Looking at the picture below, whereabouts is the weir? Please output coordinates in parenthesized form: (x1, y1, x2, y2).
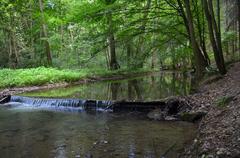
(5, 95, 205, 122)
(9, 96, 113, 112)
(4, 96, 167, 113)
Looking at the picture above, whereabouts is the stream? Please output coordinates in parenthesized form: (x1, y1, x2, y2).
(21, 72, 193, 101)
(0, 72, 197, 158)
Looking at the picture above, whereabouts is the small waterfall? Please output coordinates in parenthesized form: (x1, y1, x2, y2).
(10, 96, 113, 112)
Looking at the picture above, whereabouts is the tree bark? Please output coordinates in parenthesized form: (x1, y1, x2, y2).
(184, 0, 207, 76)
(216, 0, 221, 34)
(39, 0, 52, 66)
(107, 12, 120, 70)
(203, 0, 226, 75)
(238, 0, 240, 54)
(196, 0, 210, 65)
(135, 0, 152, 68)
(176, 0, 209, 75)
(126, 40, 132, 68)
(8, 13, 19, 68)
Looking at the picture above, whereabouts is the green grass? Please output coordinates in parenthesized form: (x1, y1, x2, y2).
(0, 67, 150, 88)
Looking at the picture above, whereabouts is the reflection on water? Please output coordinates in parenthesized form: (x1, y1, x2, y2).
(22, 72, 192, 101)
(0, 72, 196, 158)
(0, 108, 196, 158)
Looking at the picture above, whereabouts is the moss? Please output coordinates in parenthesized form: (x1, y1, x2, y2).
(179, 112, 206, 122)
(216, 96, 234, 108)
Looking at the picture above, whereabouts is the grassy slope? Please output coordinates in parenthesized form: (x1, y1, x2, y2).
(0, 67, 150, 88)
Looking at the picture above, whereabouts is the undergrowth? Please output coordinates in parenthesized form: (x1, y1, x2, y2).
(0, 67, 150, 88)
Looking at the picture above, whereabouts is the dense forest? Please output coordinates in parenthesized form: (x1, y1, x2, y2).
(0, 0, 239, 76)
(1, 1, 240, 158)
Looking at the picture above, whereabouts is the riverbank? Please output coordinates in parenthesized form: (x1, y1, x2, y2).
(1, 63, 240, 157)
(180, 62, 240, 158)
(0, 67, 154, 95)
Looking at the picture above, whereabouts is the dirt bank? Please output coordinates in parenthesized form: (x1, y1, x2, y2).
(180, 62, 240, 158)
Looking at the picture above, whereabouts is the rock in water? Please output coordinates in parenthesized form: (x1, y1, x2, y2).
(164, 116, 179, 121)
(147, 109, 166, 120)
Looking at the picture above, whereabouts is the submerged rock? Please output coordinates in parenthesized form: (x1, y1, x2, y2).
(147, 109, 166, 120)
(165, 116, 179, 121)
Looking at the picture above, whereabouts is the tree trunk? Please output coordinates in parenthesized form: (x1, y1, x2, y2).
(184, 0, 207, 76)
(107, 12, 119, 70)
(196, 0, 210, 65)
(126, 40, 132, 68)
(203, 0, 226, 75)
(209, 0, 225, 69)
(135, 0, 152, 68)
(39, 0, 52, 66)
(8, 14, 18, 68)
(176, 0, 209, 74)
(238, 0, 240, 55)
(216, 0, 221, 34)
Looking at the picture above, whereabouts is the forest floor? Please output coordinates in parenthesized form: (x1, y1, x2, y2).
(180, 62, 240, 158)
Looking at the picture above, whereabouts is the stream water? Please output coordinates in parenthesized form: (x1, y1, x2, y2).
(0, 72, 196, 158)
(21, 72, 193, 101)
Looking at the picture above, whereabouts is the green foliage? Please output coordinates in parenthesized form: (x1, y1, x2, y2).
(0, 67, 150, 88)
(0, 0, 195, 70)
(0, 0, 237, 77)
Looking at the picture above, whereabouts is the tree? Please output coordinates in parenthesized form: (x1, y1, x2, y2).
(39, 0, 52, 66)
(224, 0, 239, 60)
(238, 0, 240, 54)
(180, 0, 208, 76)
(203, 0, 226, 74)
(106, 1, 120, 70)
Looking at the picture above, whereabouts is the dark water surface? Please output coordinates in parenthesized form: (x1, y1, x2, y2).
(0, 108, 196, 158)
(0, 72, 196, 158)
(22, 72, 193, 101)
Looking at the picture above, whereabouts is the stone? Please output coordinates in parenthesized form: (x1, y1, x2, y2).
(164, 116, 179, 121)
(216, 148, 227, 156)
(147, 109, 166, 120)
(179, 112, 206, 122)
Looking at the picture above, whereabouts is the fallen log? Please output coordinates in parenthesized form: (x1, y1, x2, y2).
(111, 101, 166, 112)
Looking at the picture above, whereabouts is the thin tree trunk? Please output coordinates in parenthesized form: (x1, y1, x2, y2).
(209, 0, 226, 73)
(126, 40, 132, 68)
(8, 32, 13, 67)
(105, 49, 110, 69)
(107, 12, 119, 70)
(135, 0, 152, 68)
(39, 0, 52, 66)
(238, 0, 240, 55)
(196, 0, 210, 65)
(203, 0, 226, 74)
(216, 0, 221, 34)
(8, 13, 18, 68)
(177, 0, 208, 71)
(225, 0, 230, 59)
(184, 0, 207, 76)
